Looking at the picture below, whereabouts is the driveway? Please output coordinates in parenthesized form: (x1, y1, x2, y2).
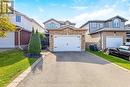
(17, 52, 130, 87)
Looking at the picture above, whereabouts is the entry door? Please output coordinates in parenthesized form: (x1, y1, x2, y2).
(54, 35, 81, 51)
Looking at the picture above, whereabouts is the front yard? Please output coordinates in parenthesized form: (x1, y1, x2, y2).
(0, 49, 37, 87)
(87, 49, 130, 70)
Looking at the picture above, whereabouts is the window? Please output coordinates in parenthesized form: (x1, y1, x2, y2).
(127, 34, 130, 37)
(126, 39, 130, 42)
(113, 19, 120, 28)
(91, 22, 96, 28)
(16, 15, 21, 22)
(47, 22, 57, 29)
(99, 23, 103, 28)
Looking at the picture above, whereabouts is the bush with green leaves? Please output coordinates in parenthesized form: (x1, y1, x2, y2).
(39, 32, 46, 41)
(28, 29, 41, 54)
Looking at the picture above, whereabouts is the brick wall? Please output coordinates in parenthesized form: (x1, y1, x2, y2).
(48, 28, 86, 51)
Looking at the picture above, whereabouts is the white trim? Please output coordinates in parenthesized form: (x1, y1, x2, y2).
(18, 29, 23, 49)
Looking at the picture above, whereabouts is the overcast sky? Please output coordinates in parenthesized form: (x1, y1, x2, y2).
(15, 0, 130, 27)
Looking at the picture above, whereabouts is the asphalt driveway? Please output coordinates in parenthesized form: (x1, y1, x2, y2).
(17, 52, 130, 87)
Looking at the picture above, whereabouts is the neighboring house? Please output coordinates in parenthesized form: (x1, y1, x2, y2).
(44, 19, 86, 52)
(125, 24, 130, 45)
(80, 16, 128, 50)
(0, 10, 44, 48)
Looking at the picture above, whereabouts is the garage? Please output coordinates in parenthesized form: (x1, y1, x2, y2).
(48, 26, 86, 52)
(106, 37, 123, 48)
(0, 32, 15, 48)
(54, 35, 81, 51)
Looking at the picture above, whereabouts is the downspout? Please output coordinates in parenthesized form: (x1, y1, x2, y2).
(18, 29, 23, 50)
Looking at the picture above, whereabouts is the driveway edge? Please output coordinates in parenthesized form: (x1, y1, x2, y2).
(86, 51, 130, 72)
(7, 55, 44, 87)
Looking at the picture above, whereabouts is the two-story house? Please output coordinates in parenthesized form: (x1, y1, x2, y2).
(125, 24, 130, 45)
(81, 16, 128, 50)
(43, 19, 86, 52)
(0, 10, 45, 48)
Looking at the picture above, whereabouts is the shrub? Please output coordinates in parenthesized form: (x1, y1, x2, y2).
(35, 30, 41, 54)
(39, 32, 46, 41)
(28, 29, 41, 54)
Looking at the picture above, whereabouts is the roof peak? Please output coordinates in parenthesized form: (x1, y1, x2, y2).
(80, 15, 128, 28)
(43, 19, 76, 25)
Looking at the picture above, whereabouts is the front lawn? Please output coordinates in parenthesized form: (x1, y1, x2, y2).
(87, 49, 130, 70)
(0, 49, 37, 87)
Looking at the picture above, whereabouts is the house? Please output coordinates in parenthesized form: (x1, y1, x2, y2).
(0, 10, 44, 48)
(125, 24, 130, 45)
(44, 19, 86, 52)
(80, 16, 128, 50)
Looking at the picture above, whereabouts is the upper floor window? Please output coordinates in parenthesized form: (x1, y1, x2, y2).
(16, 15, 21, 22)
(113, 19, 120, 28)
(99, 23, 104, 28)
(91, 22, 96, 28)
(47, 22, 57, 29)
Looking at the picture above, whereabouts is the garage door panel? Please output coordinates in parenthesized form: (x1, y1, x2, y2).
(54, 35, 81, 51)
(0, 32, 15, 48)
(106, 37, 123, 48)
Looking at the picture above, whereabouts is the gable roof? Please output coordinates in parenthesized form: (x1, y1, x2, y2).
(43, 18, 60, 24)
(48, 25, 86, 31)
(106, 15, 128, 22)
(10, 9, 44, 29)
(43, 19, 76, 25)
(80, 15, 128, 28)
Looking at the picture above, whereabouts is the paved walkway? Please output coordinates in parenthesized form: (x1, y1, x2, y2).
(0, 49, 11, 52)
(17, 52, 130, 87)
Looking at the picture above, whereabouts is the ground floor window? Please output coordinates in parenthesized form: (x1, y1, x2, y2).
(126, 39, 130, 42)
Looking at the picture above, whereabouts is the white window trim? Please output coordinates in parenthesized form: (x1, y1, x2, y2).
(113, 19, 120, 28)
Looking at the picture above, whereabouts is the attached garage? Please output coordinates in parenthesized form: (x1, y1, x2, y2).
(48, 26, 86, 52)
(0, 32, 15, 48)
(106, 37, 123, 48)
(54, 35, 81, 51)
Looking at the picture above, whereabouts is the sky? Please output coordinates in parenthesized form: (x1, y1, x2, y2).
(15, 0, 130, 27)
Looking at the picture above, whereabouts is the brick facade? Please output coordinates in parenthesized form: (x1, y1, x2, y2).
(48, 28, 86, 51)
(85, 31, 126, 50)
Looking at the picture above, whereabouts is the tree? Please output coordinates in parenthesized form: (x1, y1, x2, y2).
(39, 32, 46, 41)
(0, 0, 16, 37)
(28, 28, 35, 54)
(0, 16, 16, 37)
(35, 30, 41, 54)
(28, 29, 41, 55)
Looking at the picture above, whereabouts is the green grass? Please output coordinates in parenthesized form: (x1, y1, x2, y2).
(0, 49, 37, 87)
(87, 49, 130, 70)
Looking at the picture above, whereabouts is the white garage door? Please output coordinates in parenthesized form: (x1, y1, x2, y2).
(106, 37, 123, 48)
(54, 35, 81, 51)
(0, 32, 15, 48)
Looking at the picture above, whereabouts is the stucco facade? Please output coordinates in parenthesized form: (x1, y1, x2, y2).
(48, 27, 86, 51)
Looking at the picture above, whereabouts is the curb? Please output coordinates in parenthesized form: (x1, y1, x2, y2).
(87, 51, 130, 73)
(7, 55, 44, 87)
